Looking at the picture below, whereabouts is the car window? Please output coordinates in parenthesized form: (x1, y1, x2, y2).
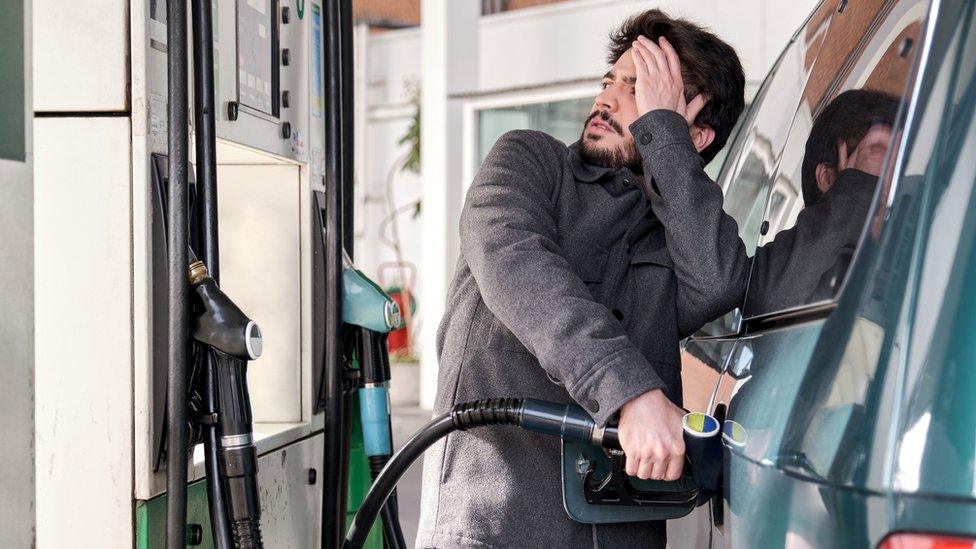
(693, 0, 838, 337)
(722, 0, 931, 492)
(741, 0, 927, 318)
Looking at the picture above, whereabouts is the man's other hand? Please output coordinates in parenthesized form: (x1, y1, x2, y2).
(617, 388, 686, 481)
(631, 35, 707, 126)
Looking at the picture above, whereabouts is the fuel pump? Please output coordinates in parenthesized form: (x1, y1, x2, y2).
(31, 0, 339, 544)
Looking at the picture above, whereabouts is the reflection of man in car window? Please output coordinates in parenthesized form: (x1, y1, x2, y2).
(744, 89, 900, 315)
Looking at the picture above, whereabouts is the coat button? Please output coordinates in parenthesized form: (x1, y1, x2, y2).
(622, 178, 631, 187)
(640, 133, 653, 145)
(585, 398, 600, 413)
(760, 220, 770, 236)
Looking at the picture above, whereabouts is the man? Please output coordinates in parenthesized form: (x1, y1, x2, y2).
(417, 10, 747, 548)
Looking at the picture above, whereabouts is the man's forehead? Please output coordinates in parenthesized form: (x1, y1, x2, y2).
(603, 69, 637, 85)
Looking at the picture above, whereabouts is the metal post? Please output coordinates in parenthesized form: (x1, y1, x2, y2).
(322, 0, 349, 546)
(165, 0, 190, 547)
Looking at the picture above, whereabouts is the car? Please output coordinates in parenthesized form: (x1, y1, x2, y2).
(565, 0, 976, 546)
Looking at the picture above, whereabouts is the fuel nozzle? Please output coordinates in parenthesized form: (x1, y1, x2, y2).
(188, 259, 262, 361)
(515, 400, 722, 501)
(187, 255, 264, 548)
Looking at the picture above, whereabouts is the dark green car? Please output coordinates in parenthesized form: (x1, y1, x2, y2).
(624, 0, 976, 546)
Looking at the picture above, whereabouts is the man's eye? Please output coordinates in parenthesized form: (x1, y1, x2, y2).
(601, 82, 610, 89)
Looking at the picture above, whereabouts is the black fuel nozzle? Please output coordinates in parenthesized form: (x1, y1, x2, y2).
(188, 259, 262, 361)
(516, 399, 617, 447)
(517, 400, 722, 499)
(186, 253, 264, 548)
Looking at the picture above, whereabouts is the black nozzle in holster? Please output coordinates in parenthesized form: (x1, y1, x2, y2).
(188, 259, 264, 548)
(190, 261, 262, 361)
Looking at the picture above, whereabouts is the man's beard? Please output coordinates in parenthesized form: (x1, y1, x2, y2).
(578, 110, 642, 173)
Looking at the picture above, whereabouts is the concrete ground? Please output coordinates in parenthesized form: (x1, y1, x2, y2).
(390, 405, 432, 548)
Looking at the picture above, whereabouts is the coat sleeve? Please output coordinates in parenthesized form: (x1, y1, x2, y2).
(629, 110, 751, 336)
(460, 130, 666, 425)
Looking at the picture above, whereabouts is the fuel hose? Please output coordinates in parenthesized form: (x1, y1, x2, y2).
(343, 398, 616, 549)
(343, 399, 726, 549)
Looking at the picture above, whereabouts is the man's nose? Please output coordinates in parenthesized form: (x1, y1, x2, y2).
(595, 87, 618, 113)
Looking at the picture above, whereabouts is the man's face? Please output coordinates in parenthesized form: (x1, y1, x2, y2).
(579, 47, 643, 172)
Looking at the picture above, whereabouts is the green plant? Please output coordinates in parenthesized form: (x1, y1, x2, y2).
(397, 80, 421, 174)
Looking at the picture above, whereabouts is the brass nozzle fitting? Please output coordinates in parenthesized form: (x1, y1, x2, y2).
(188, 260, 213, 287)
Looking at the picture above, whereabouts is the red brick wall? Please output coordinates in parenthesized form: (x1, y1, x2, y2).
(505, 0, 568, 10)
(354, 0, 421, 28)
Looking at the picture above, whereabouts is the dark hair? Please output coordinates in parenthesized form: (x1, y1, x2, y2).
(608, 9, 745, 163)
(801, 89, 901, 206)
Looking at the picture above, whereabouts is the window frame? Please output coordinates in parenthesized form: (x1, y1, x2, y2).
(460, 80, 600, 203)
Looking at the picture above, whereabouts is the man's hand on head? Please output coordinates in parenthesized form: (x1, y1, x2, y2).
(631, 35, 708, 126)
(839, 123, 894, 177)
(617, 388, 686, 481)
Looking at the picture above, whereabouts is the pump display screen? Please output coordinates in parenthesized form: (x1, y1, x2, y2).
(237, 0, 277, 116)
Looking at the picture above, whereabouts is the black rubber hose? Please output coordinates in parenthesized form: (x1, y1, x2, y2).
(379, 503, 405, 549)
(190, 0, 231, 544)
(230, 519, 263, 549)
(345, 414, 456, 548)
(321, 1, 349, 546)
(338, 0, 355, 256)
(368, 456, 406, 549)
(345, 400, 523, 548)
(190, 0, 219, 275)
(451, 398, 523, 430)
(166, 0, 190, 546)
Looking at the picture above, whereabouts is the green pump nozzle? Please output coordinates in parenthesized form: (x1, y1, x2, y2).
(340, 250, 408, 547)
(341, 251, 402, 333)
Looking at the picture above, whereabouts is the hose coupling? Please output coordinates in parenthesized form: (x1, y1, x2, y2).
(188, 260, 213, 287)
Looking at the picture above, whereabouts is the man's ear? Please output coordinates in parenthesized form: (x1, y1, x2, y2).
(815, 162, 836, 194)
(690, 124, 715, 154)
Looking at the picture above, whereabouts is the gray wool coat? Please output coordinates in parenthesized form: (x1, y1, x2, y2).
(416, 110, 748, 549)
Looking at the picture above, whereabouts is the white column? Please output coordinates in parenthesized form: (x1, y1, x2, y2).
(353, 23, 370, 263)
(419, 0, 480, 409)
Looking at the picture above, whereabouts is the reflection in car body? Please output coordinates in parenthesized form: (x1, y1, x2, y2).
(660, 0, 976, 546)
